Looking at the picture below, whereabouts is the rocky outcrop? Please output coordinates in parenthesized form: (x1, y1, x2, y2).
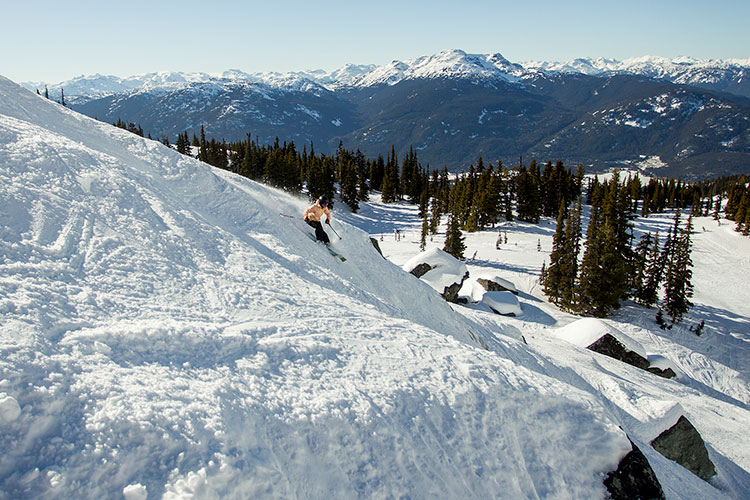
(369, 237, 383, 257)
(646, 366, 677, 379)
(650, 415, 717, 480)
(604, 440, 665, 500)
(409, 262, 433, 279)
(441, 273, 469, 303)
(587, 334, 651, 371)
(476, 277, 518, 295)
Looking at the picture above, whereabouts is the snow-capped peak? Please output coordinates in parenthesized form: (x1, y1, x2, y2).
(352, 49, 523, 87)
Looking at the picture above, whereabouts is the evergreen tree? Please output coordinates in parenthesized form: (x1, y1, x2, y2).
(542, 201, 567, 304)
(381, 147, 400, 203)
(638, 232, 663, 307)
(576, 191, 628, 317)
(369, 155, 385, 192)
(420, 212, 428, 251)
(443, 210, 465, 260)
(559, 195, 583, 309)
(429, 197, 441, 235)
(340, 158, 360, 212)
(515, 160, 542, 223)
(712, 196, 722, 221)
(663, 214, 694, 325)
(199, 126, 207, 163)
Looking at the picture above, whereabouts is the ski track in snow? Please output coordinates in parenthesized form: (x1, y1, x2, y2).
(1, 75, 749, 499)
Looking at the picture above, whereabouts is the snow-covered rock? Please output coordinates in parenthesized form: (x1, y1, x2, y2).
(554, 318, 652, 370)
(554, 318, 648, 358)
(646, 354, 680, 379)
(481, 291, 522, 317)
(403, 248, 469, 302)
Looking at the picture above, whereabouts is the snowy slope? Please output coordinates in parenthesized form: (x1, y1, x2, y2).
(0, 76, 636, 499)
(1, 74, 749, 500)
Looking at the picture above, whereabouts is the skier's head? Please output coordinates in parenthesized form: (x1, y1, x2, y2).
(318, 196, 328, 207)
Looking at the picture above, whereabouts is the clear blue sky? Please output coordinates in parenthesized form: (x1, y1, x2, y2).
(4, 0, 749, 83)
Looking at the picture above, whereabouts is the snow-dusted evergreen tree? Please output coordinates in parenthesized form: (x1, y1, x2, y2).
(633, 232, 656, 305)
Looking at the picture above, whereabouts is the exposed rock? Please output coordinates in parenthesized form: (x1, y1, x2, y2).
(442, 272, 470, 303)
(476, 277, 518, 295)
(587, 334, 650, 370)
(650, 415, 717, 480)
(646, 366, 677, 379)
(410, 262, 433, 279)
(604, 440, 665, 500)
(369, 237, 384, 257)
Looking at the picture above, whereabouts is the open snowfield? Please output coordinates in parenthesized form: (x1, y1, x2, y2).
(1, 75, 749, 499)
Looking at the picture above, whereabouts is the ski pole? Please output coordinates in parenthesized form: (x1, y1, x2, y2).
(328, 223, 341, 239)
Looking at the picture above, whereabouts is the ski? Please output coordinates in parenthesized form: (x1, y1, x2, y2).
(306, 233, 346, 261)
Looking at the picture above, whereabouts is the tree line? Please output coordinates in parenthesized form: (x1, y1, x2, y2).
(167, 127, 749, 327)
(541, 171, 696, 326)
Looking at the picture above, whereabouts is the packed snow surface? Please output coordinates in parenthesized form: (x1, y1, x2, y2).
(1, 75, 749, 499)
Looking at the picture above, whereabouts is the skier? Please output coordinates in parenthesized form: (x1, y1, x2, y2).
(304, 196, 332, 244)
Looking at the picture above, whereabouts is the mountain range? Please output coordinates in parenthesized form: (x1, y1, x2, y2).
(25, 49, 750, 179)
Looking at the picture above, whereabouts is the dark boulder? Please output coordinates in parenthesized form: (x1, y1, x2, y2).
(646, 366, 677, 379)
(587, 334, 651, 371)
(476, 277, 518, 295)
(604, 440, 665, 500)
(650, 415, 717, 480)
(409, 262, 433, 279)
(441, 272, 470, 303)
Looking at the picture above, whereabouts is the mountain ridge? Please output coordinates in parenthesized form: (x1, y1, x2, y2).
(25, 49, 750, 97)
(19, 49, 750, 178)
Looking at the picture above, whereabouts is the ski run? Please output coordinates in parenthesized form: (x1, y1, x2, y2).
(0, 75, 749, 499)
